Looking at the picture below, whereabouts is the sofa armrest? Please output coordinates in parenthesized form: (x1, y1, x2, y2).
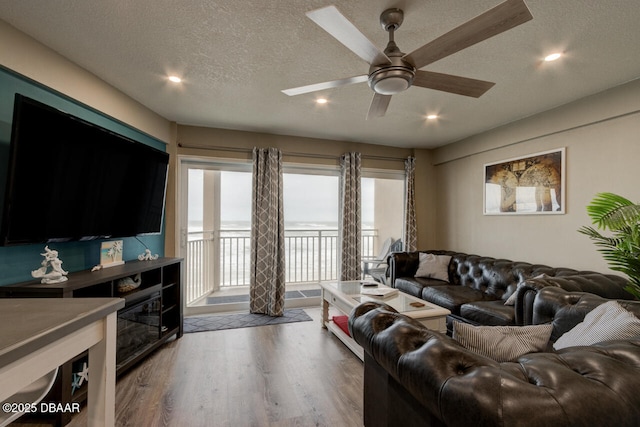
(388, 251, 420, 287)
(515, 273, 634, 325)
(514, 278, 560, 325)
(532, 287, 640, 341)
(349, 300, 640, 427)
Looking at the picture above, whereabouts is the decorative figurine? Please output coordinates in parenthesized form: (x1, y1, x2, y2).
(117, 273, 142, 293)
(138, 248, 159, 261)
(32, 246, 69, 284)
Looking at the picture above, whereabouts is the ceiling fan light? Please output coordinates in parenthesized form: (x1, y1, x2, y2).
(368, 65, 415, 95)
(373, 76, 411, 95)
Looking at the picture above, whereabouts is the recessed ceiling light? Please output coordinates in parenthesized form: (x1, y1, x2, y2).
(426, 114, 438, 120)
(544, 52, 562, 62)
(168, 75, 182, 83)
(316, 98, 328, 104)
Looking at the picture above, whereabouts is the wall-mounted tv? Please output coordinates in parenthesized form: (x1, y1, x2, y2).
(0, 94, 169, 246)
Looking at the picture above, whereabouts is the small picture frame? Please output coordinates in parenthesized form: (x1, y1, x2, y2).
(100, 240, 124, 268)
(484, 148, 565, 215)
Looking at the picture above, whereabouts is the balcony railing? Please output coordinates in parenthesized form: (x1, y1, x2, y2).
(185, 228, 377, 305)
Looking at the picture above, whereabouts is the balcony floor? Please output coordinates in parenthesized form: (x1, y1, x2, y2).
(186, 283, 322, 316)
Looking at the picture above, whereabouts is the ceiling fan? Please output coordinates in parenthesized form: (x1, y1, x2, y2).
(282, 0, 533, 119)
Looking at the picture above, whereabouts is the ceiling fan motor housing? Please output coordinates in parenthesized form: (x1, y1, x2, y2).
(368, 8, 415, 95)
(368, 50, 416, 95)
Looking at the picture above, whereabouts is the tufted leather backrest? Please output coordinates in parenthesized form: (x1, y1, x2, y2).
(516, 274, 635, 326)
(390, 250, 565, 299)
(389, 250, 633, 304)
(448, 254, 549, 298)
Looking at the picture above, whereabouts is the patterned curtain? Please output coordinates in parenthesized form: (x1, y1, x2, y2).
(404, 156, 418, 252)
(249, 147, 286, 316)
(339, 152, 362, 281)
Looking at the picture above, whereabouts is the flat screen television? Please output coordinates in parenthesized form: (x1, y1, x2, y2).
(0, 94, 169, 246)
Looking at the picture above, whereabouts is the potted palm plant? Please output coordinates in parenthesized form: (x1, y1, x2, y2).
(578, 192, 640, 299)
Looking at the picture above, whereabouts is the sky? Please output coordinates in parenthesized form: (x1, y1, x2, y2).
(188, 170, 374, 227)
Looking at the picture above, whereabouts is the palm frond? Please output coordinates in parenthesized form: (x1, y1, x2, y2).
(579, 192, 640, 299)
(624, 284, 640, 299)
(586, 192, 640, 230)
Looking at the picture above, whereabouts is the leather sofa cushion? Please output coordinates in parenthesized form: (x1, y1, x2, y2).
(395, 277, 448, 298)
(460, 300, 516, 326)
(422, 285, 497, 314)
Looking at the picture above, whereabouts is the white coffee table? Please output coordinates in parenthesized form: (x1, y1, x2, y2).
(320, 281, 450, 360)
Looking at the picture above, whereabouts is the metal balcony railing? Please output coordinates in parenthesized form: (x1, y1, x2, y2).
(185, 228, 377, 305)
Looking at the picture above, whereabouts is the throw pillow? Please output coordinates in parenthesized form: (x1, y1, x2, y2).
(503, 288, 519, 306)
(414, 253, 451, 282)
(553, 300, 640, 350)
(453, 322, 553, 362)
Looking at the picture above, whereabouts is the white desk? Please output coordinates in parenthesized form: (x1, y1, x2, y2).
(0, 298, 124, 426)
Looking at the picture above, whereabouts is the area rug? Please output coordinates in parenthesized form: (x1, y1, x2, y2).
(183, 308, 313, 333)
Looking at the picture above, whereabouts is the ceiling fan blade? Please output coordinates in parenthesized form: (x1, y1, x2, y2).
(282, 75, 368, 96)
(366, 93, 392, 120)
(413, 70, 495, 98)
(306, 5, 391, 66)
(405, 0, 533, 69)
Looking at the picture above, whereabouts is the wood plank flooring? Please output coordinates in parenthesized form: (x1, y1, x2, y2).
(17, 307, 364, 427)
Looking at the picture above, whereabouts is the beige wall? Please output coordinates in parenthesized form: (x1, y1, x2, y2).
(0, 20, 171, 143)
(430, 78, 640, 272)
(175, 125, 412, 169)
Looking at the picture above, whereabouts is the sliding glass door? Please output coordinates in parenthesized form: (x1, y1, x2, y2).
(283, 172, 340, 282)
(179, 160, 253, 308)
(179, 158, 406, 312)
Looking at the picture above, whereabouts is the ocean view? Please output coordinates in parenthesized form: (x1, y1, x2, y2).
(188, 220, 374, 232)
(186, 220, 377, 289)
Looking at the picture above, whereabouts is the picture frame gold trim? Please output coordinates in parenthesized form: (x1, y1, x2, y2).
(483, 148, 565, 215)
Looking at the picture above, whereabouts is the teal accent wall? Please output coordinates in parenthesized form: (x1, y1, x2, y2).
(0, 66, 167, 286)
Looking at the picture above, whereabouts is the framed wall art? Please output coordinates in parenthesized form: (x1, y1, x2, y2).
(484, 148, 565, 215)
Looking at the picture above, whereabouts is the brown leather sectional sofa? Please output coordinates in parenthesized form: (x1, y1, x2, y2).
(349, 287, 640, 426)
(388, 250, 634, 332)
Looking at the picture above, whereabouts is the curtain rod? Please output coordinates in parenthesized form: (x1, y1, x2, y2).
(177, 142, 408, 162)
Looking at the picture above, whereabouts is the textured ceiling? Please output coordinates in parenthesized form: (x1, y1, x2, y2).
(1, 0, 640, 148)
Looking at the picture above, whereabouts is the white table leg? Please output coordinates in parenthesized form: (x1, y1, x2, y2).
(87, 312, 117, 426)
(321, 290, 329, 329)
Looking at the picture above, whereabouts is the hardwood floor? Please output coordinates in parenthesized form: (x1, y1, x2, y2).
(21, 307, 364, 427)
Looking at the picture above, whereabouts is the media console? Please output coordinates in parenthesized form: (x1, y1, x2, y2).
(0, 257, 183, 426)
